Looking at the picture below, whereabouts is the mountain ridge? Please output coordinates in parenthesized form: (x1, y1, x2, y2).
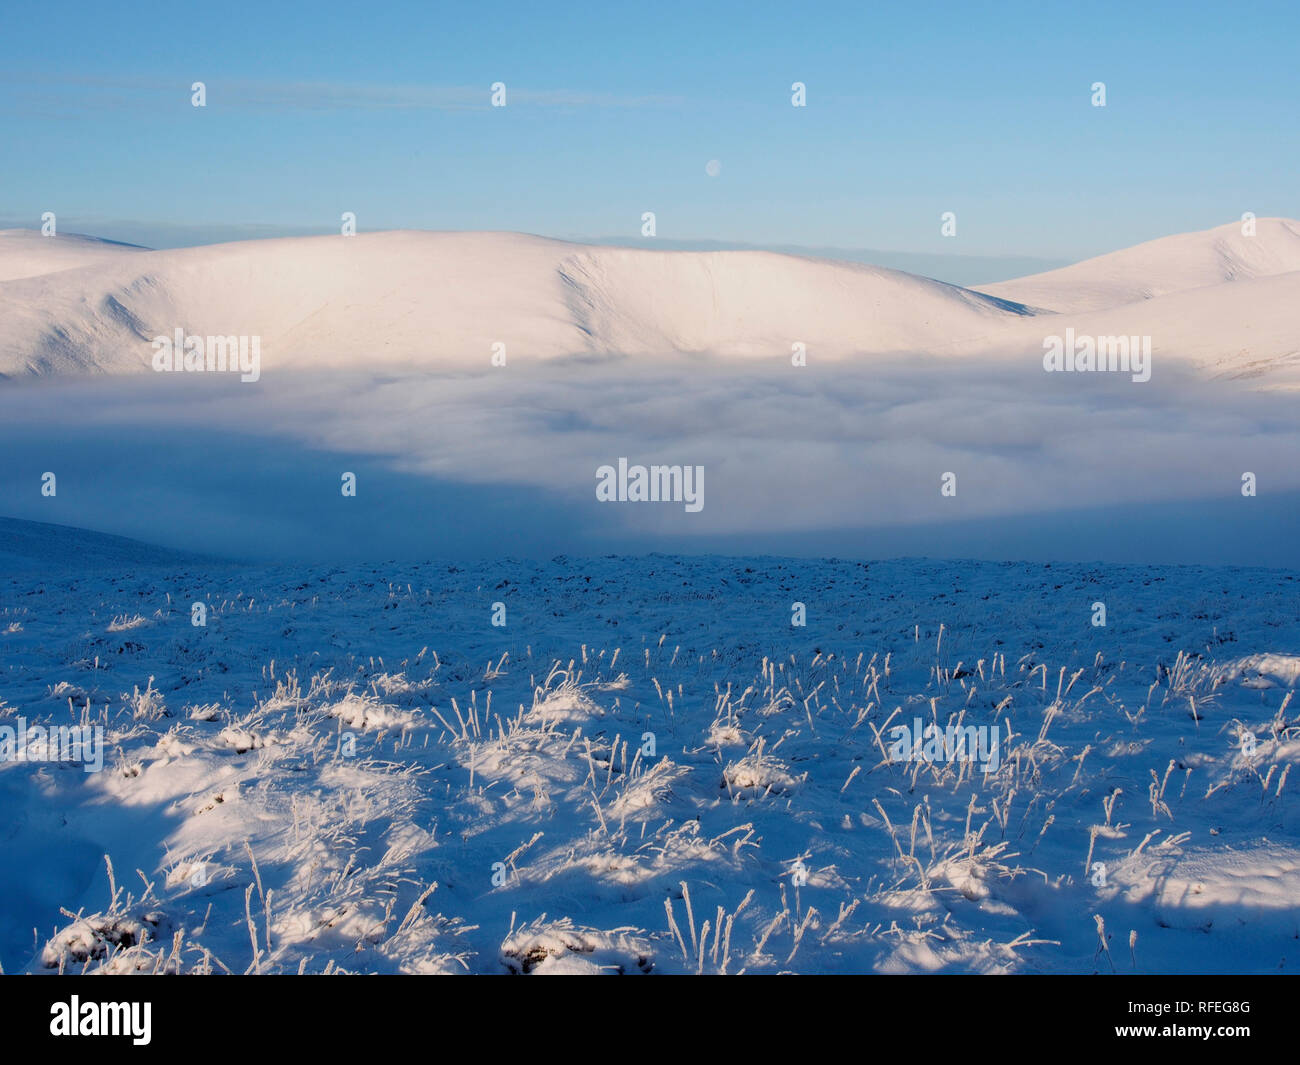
(1, 219, 1296, 381)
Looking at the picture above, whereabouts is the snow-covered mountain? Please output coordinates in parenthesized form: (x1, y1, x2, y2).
(975, 217, 1300, 313)
(0, 230, 149, 282)
(0, 230, 1035, 378)
(3, 218, 1296, 382)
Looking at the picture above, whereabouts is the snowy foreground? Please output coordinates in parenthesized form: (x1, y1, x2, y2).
(1, 545, 1297, 974)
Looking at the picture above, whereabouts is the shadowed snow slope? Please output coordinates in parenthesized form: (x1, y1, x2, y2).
(0, 230, 1039, 377)
(0, 516, 211, 572)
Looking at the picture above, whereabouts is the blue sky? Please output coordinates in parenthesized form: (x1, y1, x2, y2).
(2, 0, 1297, 259)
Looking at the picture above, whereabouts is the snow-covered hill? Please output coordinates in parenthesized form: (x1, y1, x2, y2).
(2, 219, 1297, 383)
(976, 217, 1300, 313)
(0, 515, 211, 572)
(0, 230, 1037, 378)
(0, 231, 148, 283)
(968, 268, 1300, 383)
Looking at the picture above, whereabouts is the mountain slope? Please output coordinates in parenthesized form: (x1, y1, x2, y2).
(3, 221, 1299, 381)
(966, 268, 1300, 385)
(975, 217, 1300, 314)
(0, 231, 1036, 378)
(0, 230, 149, 282)
(0, 515, 214, 571)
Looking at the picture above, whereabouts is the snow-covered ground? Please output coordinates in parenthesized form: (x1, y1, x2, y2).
(1, 523, 1296, 974)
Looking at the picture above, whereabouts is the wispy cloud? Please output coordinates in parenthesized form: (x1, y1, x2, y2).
(0, 72, 684, 115)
